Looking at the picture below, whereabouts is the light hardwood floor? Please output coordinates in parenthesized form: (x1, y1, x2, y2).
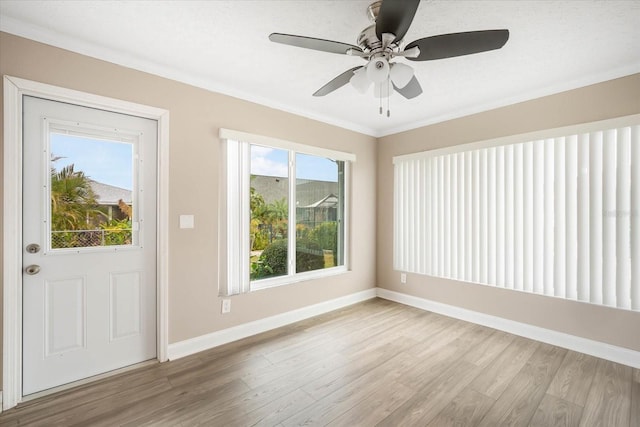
(0, 298, 637, 426)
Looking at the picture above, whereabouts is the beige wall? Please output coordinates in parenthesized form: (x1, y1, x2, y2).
(378, 73, 640, 352)
(0, 32, 378, 386)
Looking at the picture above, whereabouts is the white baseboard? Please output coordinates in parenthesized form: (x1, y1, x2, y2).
(168, 288, 377, 360)
(376, 288, 640, 369)
(167, 287, 639, 368)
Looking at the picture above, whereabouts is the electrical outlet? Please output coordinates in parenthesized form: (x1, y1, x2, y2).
(400, 273, 407, 284)
(221, 299, 231, 314)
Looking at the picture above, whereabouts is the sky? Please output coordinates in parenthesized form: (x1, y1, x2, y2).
(50, 133, 133, 190)
(50, 135, 337, 188)
(250, 145, 338, 182)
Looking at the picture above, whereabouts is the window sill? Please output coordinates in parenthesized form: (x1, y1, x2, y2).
(250, 266, 349, 292)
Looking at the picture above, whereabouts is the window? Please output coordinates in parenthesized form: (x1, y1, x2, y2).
(393, 115, 640, 311)
(48, 124, 138, 252)
(220, 129, 355, 295)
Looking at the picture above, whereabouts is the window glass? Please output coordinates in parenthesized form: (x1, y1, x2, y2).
(295, 153, 344, 273)
(249, 145, 289, 280)
(49, 132, 134, 249)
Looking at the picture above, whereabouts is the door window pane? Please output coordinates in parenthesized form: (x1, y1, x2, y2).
(296, 153, 345, 273)
(49, 132, 134, 249)
(249, 145, 289, 280)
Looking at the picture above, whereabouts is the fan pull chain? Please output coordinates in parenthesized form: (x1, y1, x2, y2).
(387, 77, 391, 117)
(379, 83, 383, 115)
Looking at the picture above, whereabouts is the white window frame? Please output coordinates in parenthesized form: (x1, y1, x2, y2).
(219, 129, 355, 295)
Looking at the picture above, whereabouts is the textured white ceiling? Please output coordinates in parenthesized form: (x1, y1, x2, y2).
(1, 0, 639, 137)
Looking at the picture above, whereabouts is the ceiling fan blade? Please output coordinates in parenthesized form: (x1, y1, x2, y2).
(393, 75, 422, 99)
(269, 33, 363, 55)
(405, 29, 510, 61)
(376, 0, 421, 43)
(313, 67, 363, 97)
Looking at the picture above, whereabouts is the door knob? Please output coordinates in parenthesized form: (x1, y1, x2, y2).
(25, 265, 41, 275)
(26, 243, 41, 254)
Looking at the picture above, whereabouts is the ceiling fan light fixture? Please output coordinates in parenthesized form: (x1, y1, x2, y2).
(350, 67, 372, 93)
(366, 57, 390, 83)
(390, 62, 414, 89)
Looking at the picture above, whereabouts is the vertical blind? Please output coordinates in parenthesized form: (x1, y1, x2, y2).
(393, 121, 640, 311)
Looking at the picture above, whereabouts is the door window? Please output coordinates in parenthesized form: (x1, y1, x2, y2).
(48, 126, 138, 251)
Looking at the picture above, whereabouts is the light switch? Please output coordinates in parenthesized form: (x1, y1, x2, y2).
(179, 214, 194, 229)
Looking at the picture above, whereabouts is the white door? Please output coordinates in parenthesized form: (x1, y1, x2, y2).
(22, 96, 157, 396)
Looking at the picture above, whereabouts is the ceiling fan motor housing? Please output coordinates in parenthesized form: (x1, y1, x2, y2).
(357, 24, 383, 51)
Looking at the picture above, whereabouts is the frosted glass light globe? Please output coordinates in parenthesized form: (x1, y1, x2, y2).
(350, 67, 371, 93)
(390, 62, 414, 89)
(366, 57, 390, 84)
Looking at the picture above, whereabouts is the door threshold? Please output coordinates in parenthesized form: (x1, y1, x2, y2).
(21, 359, 158, 403)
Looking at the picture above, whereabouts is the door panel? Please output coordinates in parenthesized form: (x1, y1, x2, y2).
(44, 277, 86, 356)
(22, 96, 157, 396)
(109, 271, 142, 341)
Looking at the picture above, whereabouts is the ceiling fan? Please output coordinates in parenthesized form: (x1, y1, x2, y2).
(269, 0, 509, 115)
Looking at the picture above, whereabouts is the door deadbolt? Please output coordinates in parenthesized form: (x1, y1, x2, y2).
(26, 243, 41, 254)
(25, 265, 41, 275)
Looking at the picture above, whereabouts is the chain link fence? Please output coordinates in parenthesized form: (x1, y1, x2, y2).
(51, 229, 132, 249)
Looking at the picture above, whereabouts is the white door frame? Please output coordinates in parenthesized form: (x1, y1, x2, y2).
(3, 75, 170, 411)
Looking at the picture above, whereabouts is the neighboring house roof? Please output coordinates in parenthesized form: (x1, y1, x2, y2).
(250, 174, 339, 206)
(302, 194, 338, 209)
(296, 180, 339, 207)
(89, 180, 132, 205)
(250, 175, 289, 205)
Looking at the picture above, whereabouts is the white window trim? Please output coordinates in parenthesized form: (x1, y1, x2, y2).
(219, 128, 356, 163)
(219, 129, 353, 295)
(251, 265, 350, 291)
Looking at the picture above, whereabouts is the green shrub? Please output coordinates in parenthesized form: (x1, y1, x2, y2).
(100, 219, 132, 246)
(254, 239, 288, 279)
(296, 239, 325, 273)
(309, 222, 338, 265)
(251, 238, 325, 280)
(51, 231, 79, 249)
(309, 222, 337, 251)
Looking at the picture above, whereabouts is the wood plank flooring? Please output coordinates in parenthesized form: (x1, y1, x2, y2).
(0, 298, 637, 426)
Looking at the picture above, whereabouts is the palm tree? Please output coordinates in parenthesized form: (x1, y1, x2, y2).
(250, 186, 265, 212)
(50, 164, 101, 231)
(266, 198, 288, 239)
(267, 198, 288, 222)
(249, 195, 289, 245)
